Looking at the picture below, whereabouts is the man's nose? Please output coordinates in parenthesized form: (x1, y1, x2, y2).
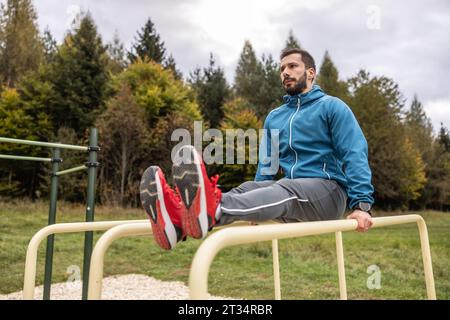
(282, 72, 290, 79)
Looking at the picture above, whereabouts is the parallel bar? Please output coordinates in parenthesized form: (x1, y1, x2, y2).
(272, 239, 281, 300)
(23, 220, 147, 300)
(88, 222, 152, 300)
(0, 154, 52, 162)
(82, 128, 99, 300)
(189, 215, 436, 300)
(56, 165, 87, 176)
(87, 221, 255, 300)
(416, 218, 436, 299)
(43, 148, 60, 300)
(0, 137, 88, 151)
(335, 231, 347, 300)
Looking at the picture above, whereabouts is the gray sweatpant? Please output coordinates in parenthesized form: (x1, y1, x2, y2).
(217, 178, 348, 226)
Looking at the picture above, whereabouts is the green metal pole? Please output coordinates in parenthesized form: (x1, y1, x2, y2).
(82, 128, 99, 300)
(0, 137, 88, 151)
(43, 148, 61, 300)
(0, 154, 52, 162)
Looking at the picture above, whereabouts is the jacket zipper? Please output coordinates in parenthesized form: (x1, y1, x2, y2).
(323, 162, 331, 180)
(288, 98, 300, 179)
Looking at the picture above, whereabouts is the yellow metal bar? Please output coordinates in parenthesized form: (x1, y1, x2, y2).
(22, 219, 147, 300)
(87, 222, 152, 300)
(87, 220, 258, 300)
(189, 215, 436, 300)
(0, 136, 88, 151)
(272, 239, 281, 300)
(335, 231, 347, 300)
(416, 218, 436, 299)
(0, 154, 52, 162)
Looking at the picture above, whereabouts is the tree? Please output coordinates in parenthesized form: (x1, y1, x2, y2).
(0, 87, 50, 197)
(42, 27, 57, 63)
(255, 54, 285, 118)
(316, 51, 349, 101)
(348, 70, 426, 209)
(283, 29, 301, 50)
(128, 18, 166, 64)
(213, 98, 263, 191)
(189, 53, 230, 128)
(0, 0, 43, 87)
(164, 54, 182, 80)
(112, 60, 202, 179)
(403, 95, 435, 209)
(36, 12, 109, 135)
(404, 95, 434, 155)
(234, 40, 265, 112)
(106, 30, 127, 74)
(438, 123, 450, 152)
(96, 86, 151, 206)
(425, 124, 450, 211)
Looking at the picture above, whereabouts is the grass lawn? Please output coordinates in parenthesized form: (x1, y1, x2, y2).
(0, 199, 449, 299)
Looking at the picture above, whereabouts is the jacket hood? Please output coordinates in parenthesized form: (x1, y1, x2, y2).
(283, 84, 325, 107)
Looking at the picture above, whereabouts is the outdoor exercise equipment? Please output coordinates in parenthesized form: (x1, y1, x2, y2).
(0, 128, 99, 300)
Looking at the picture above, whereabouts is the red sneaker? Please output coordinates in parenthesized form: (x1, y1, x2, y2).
(172, 145, 222, 239)
(140, 166, 185, 250)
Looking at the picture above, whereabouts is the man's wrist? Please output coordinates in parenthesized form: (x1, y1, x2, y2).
(352, 202, 372, 216)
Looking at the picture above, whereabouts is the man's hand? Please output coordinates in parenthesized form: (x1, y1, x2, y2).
(346, 210, 373, 232)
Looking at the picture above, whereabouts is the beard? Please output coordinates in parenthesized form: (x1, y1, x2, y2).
(283, 71, 307, 95)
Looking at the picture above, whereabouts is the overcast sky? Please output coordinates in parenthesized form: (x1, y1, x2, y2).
(21, 0, 450, 132)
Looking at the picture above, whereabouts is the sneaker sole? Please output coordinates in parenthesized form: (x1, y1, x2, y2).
(140, 166, 178, 249)
(172, 146, 208, 239)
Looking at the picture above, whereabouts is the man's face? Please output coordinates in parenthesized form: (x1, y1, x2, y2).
(280, 53, 308, 95)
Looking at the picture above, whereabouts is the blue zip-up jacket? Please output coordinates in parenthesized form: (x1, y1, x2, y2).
(255, 85, 374, 209)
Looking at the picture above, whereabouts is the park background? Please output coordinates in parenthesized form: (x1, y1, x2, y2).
(0, 0, 449, 299)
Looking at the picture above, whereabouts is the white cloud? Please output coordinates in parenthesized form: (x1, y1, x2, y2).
(424, 98, 450, 132)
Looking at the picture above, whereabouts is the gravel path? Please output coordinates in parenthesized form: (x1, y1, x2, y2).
(0, 274, 237, 300)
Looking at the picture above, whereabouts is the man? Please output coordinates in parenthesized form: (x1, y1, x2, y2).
(139, 48, 374, 250)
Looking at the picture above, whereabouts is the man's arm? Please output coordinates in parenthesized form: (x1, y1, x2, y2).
(328, 98, 375, 232)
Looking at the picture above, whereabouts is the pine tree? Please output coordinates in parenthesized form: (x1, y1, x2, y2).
(189, 53, 230, 128)
(106, 31, 127, 74)
(438, 123, 450, 152)
(255, 54, 285, 118)
(404, 95, 433, 150)
(427, 125, 450, 211)
(42, 27, 57, 63)
(164, 54, 182, 80)
(283, 29, 301, 50)
(316, 51, 349, 100)
(404, 95, 435, 209)
(43, 12, 109, 135)
(0, 0, 43, 87)
(234, 40, 265, 112)
(128, 18, 166, 64)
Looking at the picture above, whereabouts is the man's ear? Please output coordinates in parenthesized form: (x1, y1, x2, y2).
(307, 68, 315, 80)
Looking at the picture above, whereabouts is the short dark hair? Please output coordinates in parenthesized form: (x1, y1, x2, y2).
(280, 48, 316, 72)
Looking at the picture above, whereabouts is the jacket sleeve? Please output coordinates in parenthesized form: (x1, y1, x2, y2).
(255, 114, 277, 181)
(328, 98, 375, 209)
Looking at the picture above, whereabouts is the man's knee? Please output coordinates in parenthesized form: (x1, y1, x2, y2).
(236, 180, 275, 193)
